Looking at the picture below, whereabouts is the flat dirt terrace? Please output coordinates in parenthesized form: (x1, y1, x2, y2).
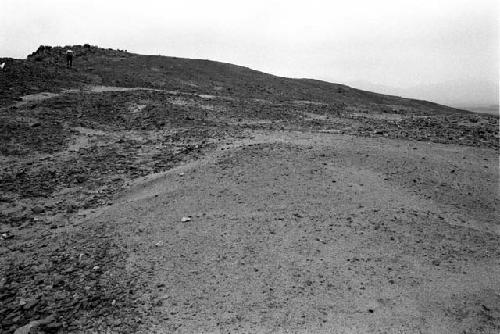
(95, 130, 499, 333)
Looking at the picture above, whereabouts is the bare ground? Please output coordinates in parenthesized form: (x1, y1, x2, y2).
(92, 130, 499, 333)
(1, 86, 499, 333)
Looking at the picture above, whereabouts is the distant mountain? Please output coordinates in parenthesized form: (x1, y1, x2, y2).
(459, 104, 499, 115)
(0, 45, 469, 115)
(347, 79, 498, 113)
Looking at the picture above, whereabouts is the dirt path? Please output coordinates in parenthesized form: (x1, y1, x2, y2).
(14, 86, 165, 107)
(15, 85, 232, 108)
(79, 130, 499, 333)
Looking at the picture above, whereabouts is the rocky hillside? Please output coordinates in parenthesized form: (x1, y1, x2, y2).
(0, 45, 498, 333)
(1, 45, 466, 115)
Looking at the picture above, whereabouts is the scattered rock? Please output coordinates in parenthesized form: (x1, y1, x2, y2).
(66, 204, 78, 213)
(75, 175, 87, 183)
(14, 315, 55, 334)
(32, 206, 45, 214)
(1, 232, 13, 240)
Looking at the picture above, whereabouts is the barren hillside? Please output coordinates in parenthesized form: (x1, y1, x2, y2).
(0, 45, 498, 334)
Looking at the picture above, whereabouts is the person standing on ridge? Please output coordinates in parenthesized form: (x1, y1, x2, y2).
(66, 49, 74, 68)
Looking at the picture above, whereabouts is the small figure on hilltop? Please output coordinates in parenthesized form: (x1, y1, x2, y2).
(66, 49, 74, 68)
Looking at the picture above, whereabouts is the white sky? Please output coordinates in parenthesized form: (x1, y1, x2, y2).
(1, 0, 498, 106)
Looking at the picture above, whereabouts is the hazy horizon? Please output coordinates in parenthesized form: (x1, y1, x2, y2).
(1, 0, 498, 108)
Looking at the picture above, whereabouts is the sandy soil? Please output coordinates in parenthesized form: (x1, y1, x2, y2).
(82, 130, 500, 333)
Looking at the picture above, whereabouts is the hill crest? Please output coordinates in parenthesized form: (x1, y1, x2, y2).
(0, 44, 467, 115)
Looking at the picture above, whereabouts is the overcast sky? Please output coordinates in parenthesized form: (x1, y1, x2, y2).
(1, 0, 498, 107)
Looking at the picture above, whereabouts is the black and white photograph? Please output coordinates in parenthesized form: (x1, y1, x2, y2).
(0, 0, 498, 333)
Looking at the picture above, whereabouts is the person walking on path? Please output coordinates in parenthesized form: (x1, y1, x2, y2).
(66, 50, 74, 68)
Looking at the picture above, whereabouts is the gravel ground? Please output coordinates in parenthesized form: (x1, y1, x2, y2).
(0, 84, 498, 333)
(106, 131, 500, 333)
